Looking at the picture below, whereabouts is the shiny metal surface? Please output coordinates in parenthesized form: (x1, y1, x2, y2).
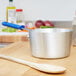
(29, 28, 72, 58)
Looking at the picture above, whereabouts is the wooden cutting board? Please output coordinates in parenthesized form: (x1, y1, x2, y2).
(0, 32, 29, 43)
(0, 41, 76, 76)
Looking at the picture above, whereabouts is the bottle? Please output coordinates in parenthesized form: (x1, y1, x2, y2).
(6, 0, 16, 23)
(16, 9, 25, 25)
(72, 11, 76, 46)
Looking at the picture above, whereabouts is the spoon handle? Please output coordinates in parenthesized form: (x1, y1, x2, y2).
(0, 55, 37, 66)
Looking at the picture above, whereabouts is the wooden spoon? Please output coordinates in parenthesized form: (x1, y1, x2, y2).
(0, 55, 66, 73)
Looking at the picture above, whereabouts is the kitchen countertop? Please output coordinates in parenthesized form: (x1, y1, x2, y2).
(0, 41, 76, 76)
(0, 43, 11, 48)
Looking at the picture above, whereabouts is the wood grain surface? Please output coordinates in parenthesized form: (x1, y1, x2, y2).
(0, 41, 76, 76)
(0, 35, 28, 43)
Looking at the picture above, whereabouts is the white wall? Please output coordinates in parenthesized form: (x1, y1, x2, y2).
(0, 0, 76, 21)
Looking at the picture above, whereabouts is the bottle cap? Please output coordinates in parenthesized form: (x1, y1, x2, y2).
(9, 0, 13, 2)
(16, 9, 23, 12)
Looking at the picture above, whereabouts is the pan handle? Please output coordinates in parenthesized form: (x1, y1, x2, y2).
(2, 22, 25, 30)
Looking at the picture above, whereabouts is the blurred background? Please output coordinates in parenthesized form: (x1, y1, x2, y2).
(0, 0, 76, 21)
(0, 0, 76, 47)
